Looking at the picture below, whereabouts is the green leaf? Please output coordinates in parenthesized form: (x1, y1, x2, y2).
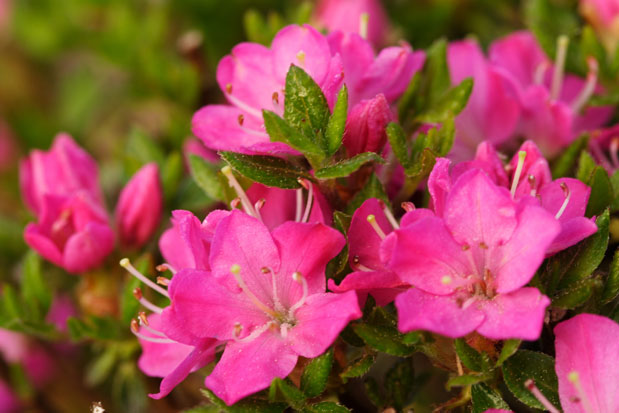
(385, 359, 414, 409)
(67, 316, 123, 341)
(314, 152, 385, 179)
(552, 135, 589, 179)
(21, 251, 52, 319)
(302, 402, 350, 413)
(471, 383, 510, 413)
(269, 378, 306, 409)
(386, 122, 411, 169)
(263, 110, 324, 156)
(454, 339, 489, 372)
(397, 72, 422, 122)
(220, 152, 311, 189)
(189, 154, 224, 201)
(284, 65, 330, 153)
(340, 354, 376, 382)
(576, 150, 597, 183)
(585, 167, 613, 217)
(201, 388, 286, 413)
(544, 209, 609, 293)
(353, 323, 416, 357)
(161, 152, 183, 200)
(610, 170, 619, 212)
(502, 350, 560, 411)
(346, 173, 389, 214)
(364, 377, 384, 409)
(552, 278, 599, 309)
(496, 340, 521, 367)
(126, 128, 165, 168)
(446, 373, 490, 390)
(424, 39, 451, 104)
(415, 78, 473, 123)
(86, 345, 118, 386)
(325, 85, 348, 155)
(300, 348, 333, 398)
(602, 247, 619, 304)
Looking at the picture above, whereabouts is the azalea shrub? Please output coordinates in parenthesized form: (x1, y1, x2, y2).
(2, 0, 619, 412)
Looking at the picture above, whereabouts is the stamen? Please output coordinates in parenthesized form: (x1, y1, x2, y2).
(295, 188, 303, 222)
(230, 198, 241, 209)
(534, 60, 550, 85)
(233, 321, 273, 343)
(568, 371, 594, 413)
(233, 322, 243, 338)
(225, 83, 232, 94)
(120, 258, 170, 298)
(272, 92, 279, 106)
(138, 313, 167, 337)
(156, 263, 176, 275)
(229, 264, 277, 318)
(525, 379, 561, 413)
(380, 202, 400, 229)
(572, 57, 599, 113)
(296, 51, 306, 66)
(359, 13, 370, 39)
(156, 276, 170, 287)
(610, 138, 619, 169)
(238, 114, 244, 126)
(401, 202, 415, 212)
(301, 182, 314, 223)
(221, 166, 260, 219)
(280, 323, 291, 339)
(297, 177, 310, 190)
(131, 320, 175, 344)
(590, 139, 614, 171)
(266, 267, 284, 313)
(288, 271, 308, 315)
(551, 35, 569, 100)
(554, 182, 571, 220)
(510, 151, 527, 199)
(352, 256, 373, 272)
(366, 214, 386, 240)
(253, 199, 264, 222)
(441, 276, 452, 285)
(528, 175, 537, 196)
(133, 288, 164, 314)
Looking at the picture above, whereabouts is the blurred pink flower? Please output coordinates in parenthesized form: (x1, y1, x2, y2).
(580, 0, 619, 52)
(0, 120, 16, 171)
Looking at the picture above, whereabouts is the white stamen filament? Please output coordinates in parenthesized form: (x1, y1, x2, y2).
(156, 276, 170, 287)
(355, 263, 373, 272)
(229, 264, 277, 318)
(554, 183, 571, 220)
(120, 258, 170, 298)
(568, 372, 594, 413)
(590, 139, 614, 171)
(266, 267, 284, 313)
(221, 166, 260, 220)
(610, 138, 619, 169)
(366, 215, 386, 240)
(572, 57, 599, 113)
(133, 288, 164, 314)
(510, 151, 527, 199)
(233, 321, 273, 343)
(131, 329, 175, 344)
(156, 263, 177, 275)
(534, 60, 550, 85)
(382, 203, 400, 229)
(139, 319, 167, 338)
(280, 323, 291, 339)
(551, 35, 569, 100)
(253, 199, 264, 222)
(359, 13, 369, 39)
(288, 271, 308, 315)
(525, 379, 561, 413)
(301, 182, 314, 223)
(295, 188, 303, 222)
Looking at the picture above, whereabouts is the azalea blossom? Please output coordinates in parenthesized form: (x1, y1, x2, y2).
(159, 211, 361, 404)
(388, 167, 559, 340)
(580, 0, 619, 53)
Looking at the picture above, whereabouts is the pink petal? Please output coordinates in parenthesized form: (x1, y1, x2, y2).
(539, 178, 590, 221)
(489, 31, 547, 88)
(343, 94, 394, 156)
(395, 288, 484, 338)
(205, 332, 298, 406)
(554, 313, 619, 413)
(328, 270, 407, 306)
(348, 198, 393, 271)
(62, 222, 115, 274)
(209, 211, 281, 306)
(23, 222, 64, 268)
(476, 288, 550, 340)
(444, 169, 516, 248)
(288, 291, 361, 358)
(545, 217, 598, 256)
(271, 222, 345, 307)
(428, 157, 452, 218)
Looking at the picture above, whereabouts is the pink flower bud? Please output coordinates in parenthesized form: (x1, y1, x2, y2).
(19, 133, 104, 215)
(115, 163, 163, 247)
(315, 0, 390, 47)
(343, 94, 394, 156)
(24, 193, 115, 274)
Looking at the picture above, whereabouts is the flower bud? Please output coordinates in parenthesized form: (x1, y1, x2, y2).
(19, 133, 103, 215)
(115, 163, 163, 247)
(343, 94, 393, 156)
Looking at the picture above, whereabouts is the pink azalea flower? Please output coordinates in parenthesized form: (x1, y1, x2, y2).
(0, 329, 54, 388)
(589, 123, 619, 173)
(553, 313, 619, 413)
(489, 31, 612, 157)
(328, 198, 409, 306)
(115, 163, 163, 248)
(447, 39, 521, 161)
(20, 134, 104, 215)
(447, 141, 598, 255)
(23, 193, 115, 274)
(159, 211, 361, 404)
(389, 167, 560, 340)
(192, 24, 344, 155)
(0, 120, 16, 172)
(580, 0, 619, 52)
(0, 378, 20, 413)
(314, 0, 390, 47)
(342, 94, 394, 156)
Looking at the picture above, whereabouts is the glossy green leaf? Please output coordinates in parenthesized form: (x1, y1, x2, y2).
(302, 402, 350, 413)
(386, 122, 411, 168)
(201, 388, 286, 413)
(585, 167, 613, 217)
(385, 359, 414, 409)
(552, 278, 600, 309)
(576, 150, 597, 184)
(502, 350, 560, 411)
(415, 78, 473, 123)
(446, 373, 490, 390)
(346, 173, 389, 214)
(300, 348, 333, 398)
(314, 152, 385, 179)
(496, 340, 521, 367)
(263, 110, 324, 156)
(220, 152, 311, 189)
(454, 339, 489, 372)
(471, 383, 510, 413)
(552, 135, 589, 179)
(189, 154, 224, 201)
(325, 85, 348, 155)
(269, 378, 306, 409)
(340, 354, 376, 382)
(353, 323, 416, 357)
(21, 251, 52, 319)
(602, 247, 619, 304)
